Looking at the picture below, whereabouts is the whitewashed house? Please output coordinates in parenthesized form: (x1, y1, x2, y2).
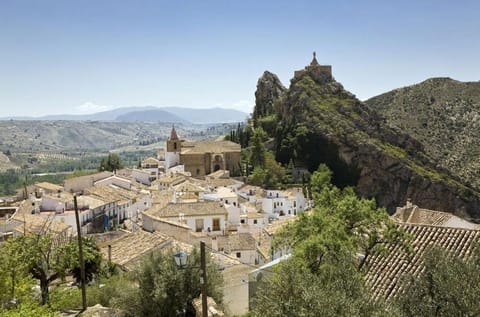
(216, 233, 258, 265)
(238, 212, 267, 234)
(85, 185, 152, 223)
(131, 169, 156, 186)
(217, 187, 238, 207)
(156, 173, 186, 190)
(40, 193, 116, 234)
(94, 175, 132, 190)
(238, 185, 264, 204)
(143, 201, 228, 235)
(64, 171, 113, 193)
(262, 188, 308, 219)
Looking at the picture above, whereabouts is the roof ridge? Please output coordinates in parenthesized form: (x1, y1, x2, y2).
(398, 221, 479, 232)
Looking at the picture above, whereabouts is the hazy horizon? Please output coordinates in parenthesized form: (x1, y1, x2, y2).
(0, 104, 250, 119)
(1, 0, 479, 117)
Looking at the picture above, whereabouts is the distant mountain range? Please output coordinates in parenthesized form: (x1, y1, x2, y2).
(0, 106, 248, 124)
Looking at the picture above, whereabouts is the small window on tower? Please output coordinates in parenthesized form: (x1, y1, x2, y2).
(174, 142, 177, 150)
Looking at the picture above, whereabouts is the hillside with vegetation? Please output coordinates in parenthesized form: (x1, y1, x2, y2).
(365, 78, 480, 190)
(0, 121, 236, 170)
(253, 58, 480, 220)
(0, 121, 237, 196)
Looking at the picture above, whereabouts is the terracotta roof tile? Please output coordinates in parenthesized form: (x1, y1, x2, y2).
(100, 230, 172, 270)
(181, 140, 240, 154)
(364, 223, 480, 301)
(147, 201, 228, 218)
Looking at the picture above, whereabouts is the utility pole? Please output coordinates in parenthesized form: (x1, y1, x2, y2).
(74, 195, 87, 311)
(200, 241, 208, 317)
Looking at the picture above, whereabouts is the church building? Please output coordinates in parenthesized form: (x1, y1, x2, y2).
(165, 127, 241, 178)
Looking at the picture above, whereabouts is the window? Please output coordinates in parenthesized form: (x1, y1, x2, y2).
(174, 142, 177, 150)
(294, 201, 297, 207)
(253, 219, 258, 224)
(240, 219, 245, 224)
(195, 219, 204, 232)
(196, 169, 200, 175)
(236, 252, 241, 258)
(212, 218, 221, 231)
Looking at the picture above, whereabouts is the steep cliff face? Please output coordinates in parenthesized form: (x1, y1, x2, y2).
(365, 78, 480, 190)
(253, 71, 286, 120)
(256, 58, 480, 220)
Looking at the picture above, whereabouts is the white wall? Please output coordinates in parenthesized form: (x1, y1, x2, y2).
(226, 205, 240, 226)
(126, 194, 152, 221)
(94, 176, 131, 190)
(41, 196, 65, 212)
(132, 170, 152, 185)
(165, 151, 180, 169)
(170, 214, 226, 234)
(231, 249, 257, 265)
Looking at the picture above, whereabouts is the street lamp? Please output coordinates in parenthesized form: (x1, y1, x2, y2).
(173, 251, 189, 268)
(173, 242, 208, 317)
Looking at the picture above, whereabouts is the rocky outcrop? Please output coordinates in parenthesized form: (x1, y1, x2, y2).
(253, 71, 286, 121)
(256, 58, 480, 220)
(365, 78, 480, 190)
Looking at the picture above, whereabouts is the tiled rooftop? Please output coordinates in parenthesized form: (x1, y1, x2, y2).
(364, 223, 480, 301)
(147, 201, 228, 218)
(222, 233, 257, 251)
(34, 182, 64, 192)
(43, 192, 74, 203)
(100, 230, 172, 270)
(204, 178, 244, 188)
(392, 205, 479, 230)
(173, 181, 205, 193)
(85, 185, 138, 205)
(12, 213, 71, 235)
(181, 140, 240, 154)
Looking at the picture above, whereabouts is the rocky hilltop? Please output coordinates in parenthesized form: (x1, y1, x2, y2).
(254, 54, 480, 220)
(365, 78, 480, 190)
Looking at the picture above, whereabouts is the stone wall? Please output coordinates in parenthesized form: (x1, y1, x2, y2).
(181, 153, 208, 177)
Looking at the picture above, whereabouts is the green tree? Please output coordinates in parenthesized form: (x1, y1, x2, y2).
(248, 152, 285, 189)
(252, 256, 389, 317)
(396, 246, 480, 316)
(283, 159, 295, 184)
(1, 234, 102, 305)
(0, 238, 34, 305)
(114, 248, 223, 317)
(98, 153, 122, 172)
(253, 165, 409, 316)
(277, 165, 410, 271)
(250, 127, 268, 168)
(61, 237, 103, 284)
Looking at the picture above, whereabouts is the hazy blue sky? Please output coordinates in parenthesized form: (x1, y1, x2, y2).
(1, 0, 479, 117)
